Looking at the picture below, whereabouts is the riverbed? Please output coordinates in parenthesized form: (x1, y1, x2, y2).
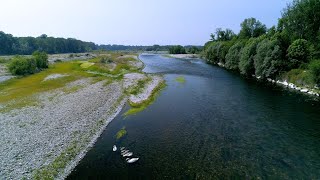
(68, 54, 320, 179)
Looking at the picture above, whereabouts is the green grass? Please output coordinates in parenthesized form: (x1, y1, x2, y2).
(125, 80, 166, 116)
(175, 76, 186, 83)
(116, 127, 127, 140)
(80, 62, 94, 68)
(126, 77, 151, 95)
(0, 53, 140, 112)
(0, 62, 92, 109)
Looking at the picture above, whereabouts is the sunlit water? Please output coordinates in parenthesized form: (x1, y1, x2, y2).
(68, 54, 320, 179)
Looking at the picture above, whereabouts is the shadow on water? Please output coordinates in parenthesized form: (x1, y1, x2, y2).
(68, 54, 320, 179)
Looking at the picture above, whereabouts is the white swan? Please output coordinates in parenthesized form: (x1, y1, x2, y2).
(123, 152, 133, 157)
(113, 145, 117, 152)
(126, 158, 139, 163)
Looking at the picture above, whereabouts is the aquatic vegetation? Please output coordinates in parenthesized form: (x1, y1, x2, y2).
(127, 77, 151, 95)
(124, 105, 146, 116)
(125, 80, 166, 116)
(116, 127, 127, 140)
(175, 76, 186, 83)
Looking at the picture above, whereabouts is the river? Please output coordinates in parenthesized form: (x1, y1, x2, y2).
(67, 54, 320, 179)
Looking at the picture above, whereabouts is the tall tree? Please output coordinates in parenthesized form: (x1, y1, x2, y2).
(280, 0, 320, 43)
(239, 18, 267, 39)
(215, 28, 236, 41)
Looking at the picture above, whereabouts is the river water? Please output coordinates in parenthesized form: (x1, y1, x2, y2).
(68, 54, 320, 179)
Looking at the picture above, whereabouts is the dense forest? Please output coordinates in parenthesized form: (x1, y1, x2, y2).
(0, 33, 97, 55)
(0, 32, 202, 55)
(203, 0, 320, 87)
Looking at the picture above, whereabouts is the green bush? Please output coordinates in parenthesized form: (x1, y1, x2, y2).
(283, 68, 313, 87)
(225, 42, 245, 70)
(8, 51, 48, 76)
(8, 56, 37, 75)
(32, 51, 48, 69)
(287, 39, 310, 68)
(309, 60, 320, 85)
(0, 58, 8, 64)
(99, 56, 113, 64)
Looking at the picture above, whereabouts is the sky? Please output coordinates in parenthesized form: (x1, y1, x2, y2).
(0, 0, 291, 46)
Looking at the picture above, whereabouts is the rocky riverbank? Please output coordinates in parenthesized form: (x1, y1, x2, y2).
(214, 62, 319, 98)
(163, 54, 200, 59)
(0, 53, 164, 179)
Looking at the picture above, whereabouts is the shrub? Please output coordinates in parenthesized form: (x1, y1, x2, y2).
(8, 51, 48, 76)
(32, 51, 48, 69)
(225, 41, 245, 70)
(309, 60, 320, 85)
(99, 56, 113, 64)
(8, 56, 37, 75)
(0, 58, 8, 64)
(283, 68, 313, 87)
(287, 39, 310, 68)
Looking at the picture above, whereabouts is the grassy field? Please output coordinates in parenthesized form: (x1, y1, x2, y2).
(0, 52, 142, 112)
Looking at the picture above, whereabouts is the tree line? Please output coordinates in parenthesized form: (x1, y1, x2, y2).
(203, 0, 320, 86)
(0, 33, 97, 55)
(0, 32, 203, 55)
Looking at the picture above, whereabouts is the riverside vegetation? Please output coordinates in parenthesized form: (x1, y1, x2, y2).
(0, 51, 165, 179)
(203, 0, 320, 94)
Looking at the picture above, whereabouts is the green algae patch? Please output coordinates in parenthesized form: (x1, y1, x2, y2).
(124, 105, 146, 116)
(124, 80, 166, 116)
(116, 127, 127, 140)
(80, 62, 95, 68)
(175, 76, 186, 83)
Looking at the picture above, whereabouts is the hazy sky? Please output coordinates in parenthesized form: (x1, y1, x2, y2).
(0, 0, 290, 45)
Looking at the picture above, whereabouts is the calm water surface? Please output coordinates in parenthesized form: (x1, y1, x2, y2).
(68, 54, 320, 179)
